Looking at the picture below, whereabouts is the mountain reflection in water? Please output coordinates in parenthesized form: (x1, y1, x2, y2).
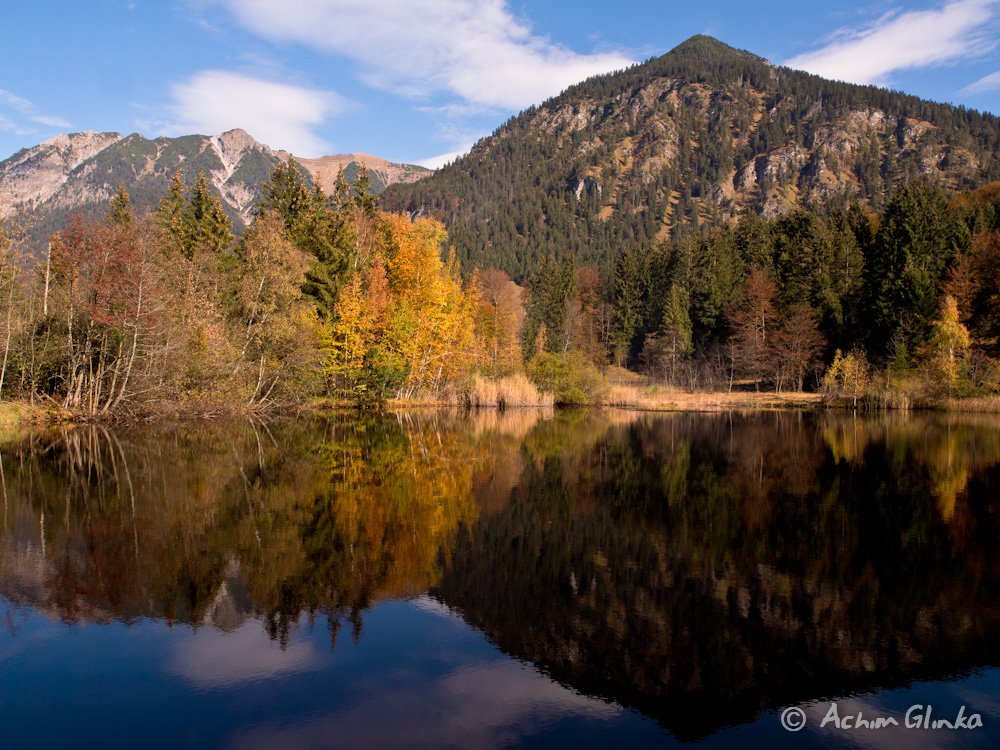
(1, 409, 999, 744)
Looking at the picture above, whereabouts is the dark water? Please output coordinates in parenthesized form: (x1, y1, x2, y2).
(2, 409, 1000, 748)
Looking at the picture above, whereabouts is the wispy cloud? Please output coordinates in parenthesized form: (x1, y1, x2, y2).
(210, 0, 634, 112)
(0, 89, 35, 115)
(785, 0, 999, 86)
(0, 89, 71, 135)
(231, 658, 620, 749)
(170, 621, 322, 688)
(414, 147, 472, 170)
(961, 69, 1000, 93)
(160, 70, 348, 156)
(31, 115, 73, 128)
(0, 122, 37, 137)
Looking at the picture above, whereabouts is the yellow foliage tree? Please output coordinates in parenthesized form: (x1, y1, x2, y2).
(822, 348, 871, 407)
(382, 214, 478, 398)
(325, 254, 393, 401)
(922, 295, 971, 398)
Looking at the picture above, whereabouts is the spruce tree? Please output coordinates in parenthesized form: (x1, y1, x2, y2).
(105, 183, 133, 228)
(257, 159, 311, 231)
(185, 170, 233, 256)
(157, 172, 189, 257)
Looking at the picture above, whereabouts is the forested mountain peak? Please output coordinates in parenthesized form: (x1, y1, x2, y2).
(382, 35, 1000, 279)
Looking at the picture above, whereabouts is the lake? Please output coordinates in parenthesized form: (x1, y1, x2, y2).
(1, 409, 999, 748)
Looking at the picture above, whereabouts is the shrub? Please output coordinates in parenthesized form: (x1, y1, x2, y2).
(527, 352, 606, 405)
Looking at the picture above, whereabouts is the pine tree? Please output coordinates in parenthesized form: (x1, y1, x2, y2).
(257, 159, 312, 231)
(157, 172, 189, 257)
(612, 245, 646, 365)
(185, 170, 233, 256)
(105, 183, 133, 228)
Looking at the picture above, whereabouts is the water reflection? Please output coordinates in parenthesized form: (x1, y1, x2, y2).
(2, 409, 1000, 742)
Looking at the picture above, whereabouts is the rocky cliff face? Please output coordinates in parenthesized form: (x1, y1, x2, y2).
(382, 35, 1000, 277)
(0, 128, 288, 231)
(0, 131, 126, 214)
(0, 130, 431, 246)
(295, 153, 430, 195)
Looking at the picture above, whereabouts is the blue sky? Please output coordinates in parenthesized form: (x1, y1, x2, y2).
(3, 0, 1000, 168)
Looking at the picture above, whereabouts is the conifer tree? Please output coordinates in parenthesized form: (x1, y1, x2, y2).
(612, 245, 646, 365)
(157, 172, 189, 257)
(105, 183, 133, 228)
(185, 170, 233, 256)
(257, 159, 312, 231)
(524, 253, 575, 358)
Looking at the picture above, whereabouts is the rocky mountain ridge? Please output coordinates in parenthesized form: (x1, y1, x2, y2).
(0, 129, 430, 247)
(382, 35, 1000, 278)
(295, 153, 430, 195)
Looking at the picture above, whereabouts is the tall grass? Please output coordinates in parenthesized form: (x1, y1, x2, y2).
(601, 383, 822, 410)
(460, 373, 555, 408)
(941, 395, 1000, 413)
(602, 383, 678, 409)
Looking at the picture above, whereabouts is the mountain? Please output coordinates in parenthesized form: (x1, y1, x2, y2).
(0, 129, 285, 237)
(295, 153, 431, 195)
(0, 129, 430, 249)
(381, 35, 1000, 279)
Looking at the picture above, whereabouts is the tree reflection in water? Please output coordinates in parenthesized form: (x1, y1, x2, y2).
(1, 409, 999, 738)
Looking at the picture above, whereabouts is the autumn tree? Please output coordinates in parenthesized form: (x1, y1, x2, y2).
(151, 173, 253, 396)
(573, 266, 607, 365)
(921, 295, 971, 398)
(44, 216, 164, 414)
(940, 253, 978, 324)
(726, 266, 779, 390)
(0, 217, 25, 396)
(383, 214, 477, 397)
(326, 214, 477, 403)
(774, 305, 826, 392)
(823, 348, 871, 407)
(472, 268, 524, 375)
(231, 211, 319, 405)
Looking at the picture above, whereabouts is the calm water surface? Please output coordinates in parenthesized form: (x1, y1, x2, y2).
(1, 409, 999, 748)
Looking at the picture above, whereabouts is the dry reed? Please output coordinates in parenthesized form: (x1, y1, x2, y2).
(464, 373, 555, 408)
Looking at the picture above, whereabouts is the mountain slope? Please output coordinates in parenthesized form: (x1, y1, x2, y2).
(381, 35, 1000, 279)
(295, 153, 431, 195)
(0, 130, 430, 249)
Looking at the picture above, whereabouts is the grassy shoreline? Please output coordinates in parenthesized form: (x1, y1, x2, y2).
(3, 388, 999, 432)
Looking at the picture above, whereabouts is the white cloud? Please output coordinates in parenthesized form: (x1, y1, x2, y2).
(161, 70, 347, 156)
(414, 147, 471, 170)
(0, 89, 70, 135)
(170, 621, 322, 688)
(785, 0, 999, 86)
(961, 69, 1000, 93)
(210, 0, 634, 112)
(31, 115, 73, 128)
(0, 89, 35, 115)
(230, 658, 621, 749)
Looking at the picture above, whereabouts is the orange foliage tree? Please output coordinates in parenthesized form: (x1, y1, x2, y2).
(471, 268, 524, 375)
(326, 213, 479, 402)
